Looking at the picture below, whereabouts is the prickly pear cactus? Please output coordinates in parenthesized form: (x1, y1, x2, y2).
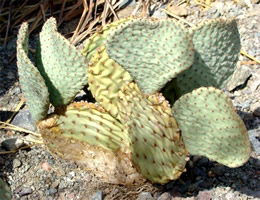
(39, 17, 88, 106)
(173, 19, 241, 97)
(0, 178, 11, 200)
(172, 87, 251, 167)
(17, 22, 50, 122)
(105, 18, 195, 94)
(117, 83, 188, 184)
(16, 16, 251, 186)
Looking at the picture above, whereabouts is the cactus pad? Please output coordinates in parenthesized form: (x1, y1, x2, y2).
(174, 19, 241, 97)
(117, 82, 188, 184)
(17, 22, 50, 122)
(38, 102, 144, 184)
(39, 17, 88, 106)
(105, 18, 194, 94)
(82, 18, 132, 62)
(172, 87, 251, 167)
(88, 45, 133, 118)
(0, 178, 11, 200)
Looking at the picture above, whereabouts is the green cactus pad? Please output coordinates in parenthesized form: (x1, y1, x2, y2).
(82, 18, 132, 62)
(88, 45, 133, 118)
(172, 87, 251, 167)
(40, 102, 129, 151)
(173, 18, 241, 97)
(117, 82, 188, 184)
(39, 17, 88, 106)
(0, 178, 11, 200)
(39, 102, 144, 184)
(17, 22, 50, 122)
(105, 18, 194, 94)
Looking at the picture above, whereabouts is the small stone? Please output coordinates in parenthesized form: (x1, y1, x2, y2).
(250, 103, 260, 116)
(41, 162, 52, 171)
(241, 175, 248, 183)
(18, 187, 33, 197)
(197, 190, 213, 200)
(11, 109, 37, 131)
(51, 180, 59, 189)
(90, 190, 103, 200)
(224, 192, 236, 200)
(7, 71, 15, 79)
(251, 0, 260, 4)
(13, 158, 22, 168)
(118, 0, 136, 8)
(136, 192, 155, 200)
(212, 165, 225, 176)
(248, 129, 260, 154)
(47, 188, 57, 195)
(58, 180, 66, 189)
(255, 159, 260, 167)
(193, 167, 206, 180)
(66, 192, 76, 199)
(1, 138, 26, 151)
(167, 5, 188, 16)
(152, 8, 168, 19)
(197, 157, 209, 167)
(83, 174, 92, 183)
(69, 171, 75, 177)
(157, 192, 171, 200)
(226, 65, 252, 91)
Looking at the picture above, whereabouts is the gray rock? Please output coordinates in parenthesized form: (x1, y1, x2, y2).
(47, 188, 57, 195)
(13, 158, 22, 168)
(90, 190, 103, 200)
(226, 65, 252, 91)
(119, 0, 136, 8)
(157, 192, 171, 200)
(18, 187, 33, 197)
(152, 8, 168, 19)
(136, 192, 155, 200)
(1, 138, 26, 151)
(248, 129, 260, 154)
(12, 110, 37, 131)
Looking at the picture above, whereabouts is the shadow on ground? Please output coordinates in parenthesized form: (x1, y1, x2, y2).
(154, 155, 260, 199)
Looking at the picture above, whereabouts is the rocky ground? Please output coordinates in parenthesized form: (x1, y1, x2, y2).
(0, 0, 259, 199)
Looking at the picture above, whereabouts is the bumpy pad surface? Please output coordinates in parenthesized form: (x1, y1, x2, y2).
(82, 18, 131, 62)
(174, 19, 241, 97)
(17, 22, 50, 122)
(172, 87, 251, 167)
(117, 83, 188, 184)
(39, 102, 144, 184)
(0, 178, 11, 200)
(39, 17, 88, 106)
(88, 45, 133, 118)
(105, 18, 194, 94)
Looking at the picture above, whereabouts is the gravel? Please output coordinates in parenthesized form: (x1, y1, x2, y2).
(0, 0, 259, 199)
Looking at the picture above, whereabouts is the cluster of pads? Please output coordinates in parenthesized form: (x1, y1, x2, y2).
(16, 17, 251, 185)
